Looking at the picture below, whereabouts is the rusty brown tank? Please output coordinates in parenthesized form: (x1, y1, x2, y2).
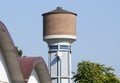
(42, 7, 77, 41)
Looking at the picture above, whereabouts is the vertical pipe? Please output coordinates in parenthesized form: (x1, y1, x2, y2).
(69, 51, 72, 83)
(59, 59, 61, 77)
(48, 52, 50, 74)
(58, 55, 60, 83)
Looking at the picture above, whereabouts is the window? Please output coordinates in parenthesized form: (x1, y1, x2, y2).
(49, 45, 58, 51)
(60, 45, 69, 50)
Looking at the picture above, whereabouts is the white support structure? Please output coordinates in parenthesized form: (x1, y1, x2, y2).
(46, 39, 74, 83)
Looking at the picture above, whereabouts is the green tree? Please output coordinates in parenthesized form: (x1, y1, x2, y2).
(73, 61, 120, 83)
(16, 47, 23, 57)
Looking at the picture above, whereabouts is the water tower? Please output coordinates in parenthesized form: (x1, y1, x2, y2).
(42, 7, 77, 83)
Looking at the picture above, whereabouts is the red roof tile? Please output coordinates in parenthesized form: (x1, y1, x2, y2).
(19, 57, 46, 81)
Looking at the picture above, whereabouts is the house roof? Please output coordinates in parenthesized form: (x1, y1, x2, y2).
(19, 57, 51, 83)
(0, 21, 8, 31)
(42, 7, 77, 16)
(0, 21, 51, 83)
(0, 21, 24, 82)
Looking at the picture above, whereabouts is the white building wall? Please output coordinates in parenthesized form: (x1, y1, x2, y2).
(28, 69, 40, 83)
(0, 50, 11, 83)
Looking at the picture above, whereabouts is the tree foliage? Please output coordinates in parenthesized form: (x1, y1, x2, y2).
(73, 61, 120, 83)
(16, 47, 23, 57)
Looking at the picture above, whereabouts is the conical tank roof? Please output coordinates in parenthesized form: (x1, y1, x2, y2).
(42, 7, 77, 16)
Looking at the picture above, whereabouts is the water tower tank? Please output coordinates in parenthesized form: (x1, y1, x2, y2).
(42, 7, 77, 42)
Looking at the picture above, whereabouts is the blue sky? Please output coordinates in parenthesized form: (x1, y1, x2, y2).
(0, 0, 120, 77)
